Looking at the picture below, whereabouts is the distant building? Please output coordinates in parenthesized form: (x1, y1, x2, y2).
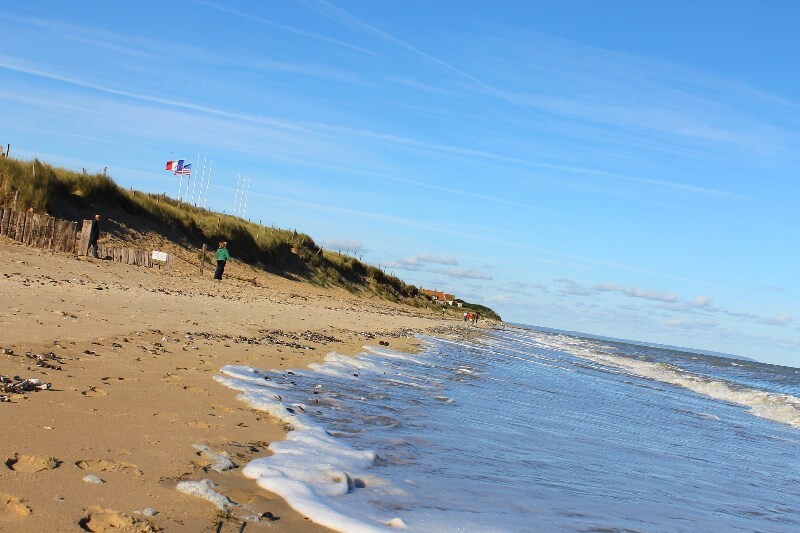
(421, 288, 460, 306)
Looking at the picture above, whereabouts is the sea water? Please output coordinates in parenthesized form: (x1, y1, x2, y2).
(215, 325, 800, 532)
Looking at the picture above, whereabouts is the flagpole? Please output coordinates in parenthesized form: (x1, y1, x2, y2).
(204, 160, 213, 209)
(193, 157, 203, 206)
(239, 175, 246, 217)
(243, 176, 251, 218)
(186, 154, 198, 203)
(198, 157, 207, 206)
(196, 158, 205, 207)
(234, 173, 241, 216)
(176, 162, 184, 202)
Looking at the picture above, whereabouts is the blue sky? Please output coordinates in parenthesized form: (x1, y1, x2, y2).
(1, 1, 799, 366)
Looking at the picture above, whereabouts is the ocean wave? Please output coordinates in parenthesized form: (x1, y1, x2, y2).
(574, 350, 800, 429)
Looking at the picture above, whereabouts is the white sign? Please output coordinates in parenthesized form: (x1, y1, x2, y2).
(152, 250, 168, 262)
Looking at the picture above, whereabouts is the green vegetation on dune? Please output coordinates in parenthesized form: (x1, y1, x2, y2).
(0, 156, 500, 316)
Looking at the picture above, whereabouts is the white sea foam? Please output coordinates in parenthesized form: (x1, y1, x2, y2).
(217, 358, 409, 532)
(215, 368, 307, 428)
(241, 425, 405, 532)
(192, 444, 235, 472)
(176, 479, 232, 510)
(558, 339, 800, 429)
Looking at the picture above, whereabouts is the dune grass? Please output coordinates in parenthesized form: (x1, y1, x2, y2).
(0, 156, 453, 309)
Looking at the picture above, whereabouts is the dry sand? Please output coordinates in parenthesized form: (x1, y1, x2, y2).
(0, 239, 489, 532)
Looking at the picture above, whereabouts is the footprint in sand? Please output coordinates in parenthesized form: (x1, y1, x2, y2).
(75, 459, 144, 478)
(5, 454, 61, 473)
(185, 420, 218, 429)
(81, 387, 108, 397)
(79, 507, 154, 532)
(0, 493, 32, 518)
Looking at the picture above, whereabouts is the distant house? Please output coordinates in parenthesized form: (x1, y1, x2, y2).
(421, 288, 460, 306)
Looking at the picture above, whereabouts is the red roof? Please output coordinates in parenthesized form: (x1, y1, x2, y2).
(421, 289, 455, 301)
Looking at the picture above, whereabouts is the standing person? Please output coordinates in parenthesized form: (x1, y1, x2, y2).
(214, 241, 230, 280)
(87, 214, 101, 258)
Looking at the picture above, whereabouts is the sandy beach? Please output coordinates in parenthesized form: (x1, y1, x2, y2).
(0, 239, 485, 532)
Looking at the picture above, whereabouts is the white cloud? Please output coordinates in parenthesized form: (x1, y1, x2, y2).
(439, 268, 493, 280)
(415, 253, 458, 266)
(663, 317, 718, 329)
(508, 281, 547, 290)
(321, 239, 363, 253)
(387, 253, 459, 272)
(301, 0, 525, 109)
(385, 261, 422, 272)
(192, 0, 380, 57)
(766, 285, 786, 292)
(485, 294, 512, 304)
(502, 281, 547, 294)
(594, 282, 678, 303)
(555, 279, 591, 297)
(759, 314, 793, 327)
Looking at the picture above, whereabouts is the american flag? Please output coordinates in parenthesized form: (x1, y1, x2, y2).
(174, 161, 191, 175)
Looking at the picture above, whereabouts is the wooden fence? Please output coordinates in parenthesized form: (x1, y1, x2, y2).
(92, 245, 175, 270)
(76, 219, 174, 270)
(0, 208, 77, 253)
(0, 208, 173, 270)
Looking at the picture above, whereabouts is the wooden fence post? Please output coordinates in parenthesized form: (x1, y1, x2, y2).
(19, 211, 29, 243)
(47, 216, 55, 252)
(67, 221, 77, 254)
(77, 220, 92, 256)
(200, 244, 207, 275)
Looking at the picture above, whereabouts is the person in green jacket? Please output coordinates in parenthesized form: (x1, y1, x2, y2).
(214, 241, 231, 280)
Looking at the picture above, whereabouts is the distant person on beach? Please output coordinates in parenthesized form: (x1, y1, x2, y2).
(87, 214, 101, 258)
(214, 241, 230, 280)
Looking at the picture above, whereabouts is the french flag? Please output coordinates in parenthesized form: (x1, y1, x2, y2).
(165, 160, 184, 171)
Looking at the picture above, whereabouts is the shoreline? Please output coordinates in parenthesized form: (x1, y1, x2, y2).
(0, 239, 492, 531)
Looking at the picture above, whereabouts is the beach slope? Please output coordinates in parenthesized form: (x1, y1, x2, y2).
(0, 240, 469, 531)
